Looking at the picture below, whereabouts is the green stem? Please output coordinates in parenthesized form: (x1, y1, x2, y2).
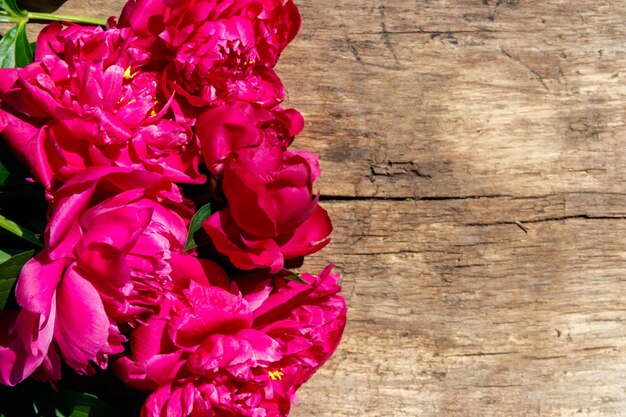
(27, 11, 106, 26)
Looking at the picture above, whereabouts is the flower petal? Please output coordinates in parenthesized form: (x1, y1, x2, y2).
(54, 265, 110, 372)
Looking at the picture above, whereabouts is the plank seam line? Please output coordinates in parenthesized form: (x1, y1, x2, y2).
(321, 191, 626, 202)
(465, 214, 626, 227)
(447, 351, 518, 357)
(319, 194, 508, 202)
(347, 29, 504, 36)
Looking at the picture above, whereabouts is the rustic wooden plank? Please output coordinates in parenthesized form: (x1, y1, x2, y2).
(294, 198, 626, 417)
(278, 1, 626, 198)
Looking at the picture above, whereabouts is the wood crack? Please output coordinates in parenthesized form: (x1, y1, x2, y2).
(377, 3, 400, 64)
(448, 351, 519, 357)
(370, 161, 432, 179)
(347, 29, 502, 36)
(319, 194, 510, 202)
(465, 215, 626, 227)
(497, 44, 549, 91)
(351, 249, 422, 256)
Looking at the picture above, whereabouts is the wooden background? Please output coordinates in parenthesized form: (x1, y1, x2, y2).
(10, 0, 626, 416)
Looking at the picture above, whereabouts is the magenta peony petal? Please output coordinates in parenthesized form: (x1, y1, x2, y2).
(0, 68, 18, 93)
(53, 266, 111, 372)
(222, 159, 277, 237)
(168, 281, 252, 348)
(78, 205, 154, 253)
(31, 344, 62, 383)
(119, 0, 168, 50)
(47, 175, 99, 256)
(142, 383, 172, 417)
(169, 253, 230, 290)
(0, 111, 53, 189)
(34, 22, 65, 61)
(279, 205, 333, 259)
(288, 150, 320, 182)
(102, 65, 125, 108)
(236, 328, 282, 363)
(131, 317, 170, 365)
(236, 66, 285, 107)
(15, 253, 65, 316)
(196, 102, 264, 174)
(76, 242, 131, 290)
(203, 209, 284, 272)
(0, 288, 58, 386)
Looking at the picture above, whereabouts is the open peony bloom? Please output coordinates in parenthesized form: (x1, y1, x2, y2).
(118, 0, 299, 118)
(0, 168, 194, 385)
(197, 101, 303, 176)
(115, 265, 346, 417)
(119, 0, 300, 67)
(161, 16, 285, 117)
(0, 22, 202, 194)
(197, 102, 331, 273)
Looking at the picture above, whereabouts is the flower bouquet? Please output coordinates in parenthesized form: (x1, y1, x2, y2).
(0, 0, 346, 415)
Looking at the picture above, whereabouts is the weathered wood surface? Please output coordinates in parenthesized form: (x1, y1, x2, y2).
(7, 0, 626, 416)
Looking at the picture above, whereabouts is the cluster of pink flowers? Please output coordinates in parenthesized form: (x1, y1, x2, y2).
(0, 1, 346, 416)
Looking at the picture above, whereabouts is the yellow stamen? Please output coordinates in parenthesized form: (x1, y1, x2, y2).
(149, 99, 160, 117)
(269, 369, 284, 381)
(123, 66, 136, 80)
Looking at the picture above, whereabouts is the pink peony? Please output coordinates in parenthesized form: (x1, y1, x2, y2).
(197, 101, 303, 176)
(196, 102, 331, 273)
(0, 22, 202, 194)
(115, 265, 346, 417)
(160, 16, 285, 117)
(119, 0, 301, 67)
(118, 0, 300, 118)
(0, 168, 195, 385)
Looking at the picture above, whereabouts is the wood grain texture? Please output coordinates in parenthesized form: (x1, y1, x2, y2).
(5, 0, 626, 416)
(297, 197, 626, 416)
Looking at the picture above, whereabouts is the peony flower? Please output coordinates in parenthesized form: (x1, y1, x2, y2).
(115, 265, 346, 417)
(160, 16, 285, 117)
(196, 102, 331, 273)
(0, 167, 194, 385)
(119, 0, 301, 67)
(0, 22, 202, 194)
(118, 0, 300, 118)
(197, 101, 303, 176)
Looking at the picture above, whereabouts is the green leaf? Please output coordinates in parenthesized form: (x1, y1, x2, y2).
(0, 0, 24, 16)
(0, 214, 43, 247)
(0, 14, 16, 23)
(184, 203, 212, 251)
(0, 160, 8, 187)
(0, 249, 30, 264)
(0, 25, 19, 66)
(0, 250, 34, 279)
(0, 249, 13, 263)
(281, 271, 309, 284)
(0, 250, 33, 308)
(0, 278, 16, 309)
(0, 22, 33, 68)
